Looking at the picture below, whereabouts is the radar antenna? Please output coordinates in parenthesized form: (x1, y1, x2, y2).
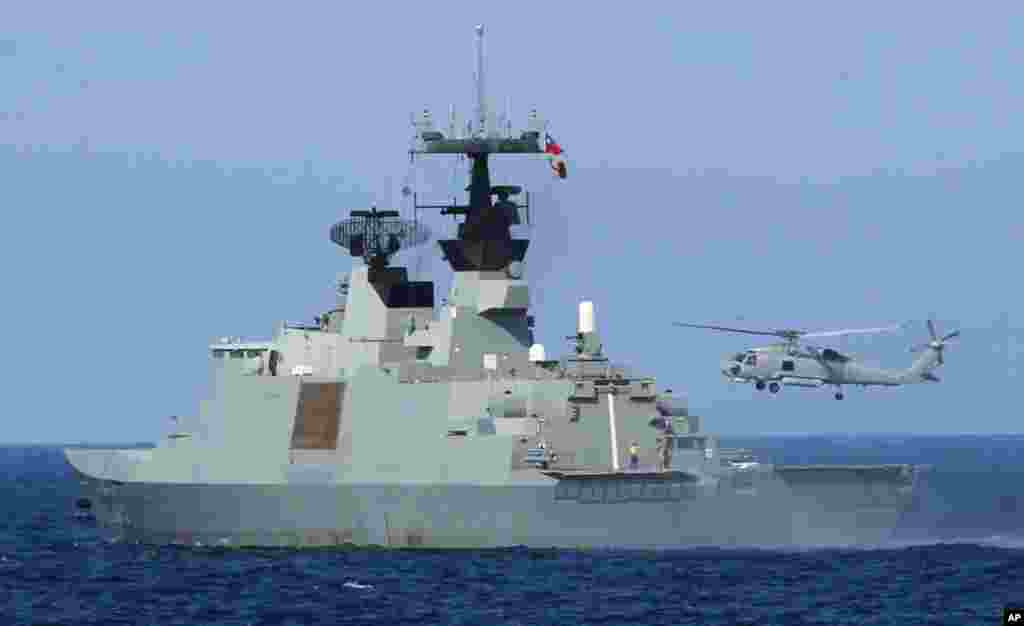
(329, 206, 432, 279)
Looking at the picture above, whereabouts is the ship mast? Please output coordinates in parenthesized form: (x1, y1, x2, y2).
(409, 25, 549, 272)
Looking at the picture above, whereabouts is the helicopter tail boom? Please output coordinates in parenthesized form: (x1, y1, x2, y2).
(903, 346, 942, 382)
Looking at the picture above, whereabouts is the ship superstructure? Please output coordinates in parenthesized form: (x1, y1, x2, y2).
(65, 26, 922, 549)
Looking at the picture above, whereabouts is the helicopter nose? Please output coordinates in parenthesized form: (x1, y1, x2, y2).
(721, 361, 742, 378)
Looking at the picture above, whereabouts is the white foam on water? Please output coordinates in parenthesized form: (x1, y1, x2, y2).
(877, 534, 1024, 550)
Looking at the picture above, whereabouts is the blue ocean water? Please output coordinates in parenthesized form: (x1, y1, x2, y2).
(1, 436, 1022, 626)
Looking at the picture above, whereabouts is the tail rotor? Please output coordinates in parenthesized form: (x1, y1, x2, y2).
(910, 318, 960, 366)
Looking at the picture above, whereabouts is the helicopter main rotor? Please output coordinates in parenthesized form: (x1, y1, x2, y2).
(671, 321, 900, 348)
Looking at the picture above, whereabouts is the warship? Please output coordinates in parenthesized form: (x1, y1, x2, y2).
(66, 26, 923, 549)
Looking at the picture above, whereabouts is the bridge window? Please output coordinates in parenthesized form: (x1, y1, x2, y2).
(677, 437, 705, 450)
(230, 350, 245, 359)
(211, 351, 225, 359)
(822, 348, 846, 362)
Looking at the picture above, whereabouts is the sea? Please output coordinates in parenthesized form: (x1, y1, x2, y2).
(1, 435, 1022, 626)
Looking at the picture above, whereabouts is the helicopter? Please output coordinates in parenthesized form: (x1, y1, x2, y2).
(672, 319, 959, 400)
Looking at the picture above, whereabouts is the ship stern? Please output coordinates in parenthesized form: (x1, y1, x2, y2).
(769, 463, 927, 546)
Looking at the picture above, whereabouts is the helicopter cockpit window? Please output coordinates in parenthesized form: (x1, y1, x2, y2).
(744, 354, 758, 366)
(733, 353, 745, 362)
(822, 348, 848, 362)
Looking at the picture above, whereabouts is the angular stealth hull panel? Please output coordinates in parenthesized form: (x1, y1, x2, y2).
(67, 454, 917, 549)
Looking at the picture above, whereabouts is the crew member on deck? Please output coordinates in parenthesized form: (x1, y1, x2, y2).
(629, 441, 639, 470)
(661, 419, 675, 471)
(658, 436, 673, 471)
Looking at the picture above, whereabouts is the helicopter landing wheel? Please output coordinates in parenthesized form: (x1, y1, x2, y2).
(755, 381, 766, 391)
(768, 382, 780, 393)
(835, 392, 844, 400)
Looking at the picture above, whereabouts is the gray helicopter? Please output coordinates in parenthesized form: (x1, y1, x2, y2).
(673, 320, 959, 400)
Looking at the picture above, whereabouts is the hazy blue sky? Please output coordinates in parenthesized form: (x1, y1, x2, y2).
(2, 3, 1022, 442)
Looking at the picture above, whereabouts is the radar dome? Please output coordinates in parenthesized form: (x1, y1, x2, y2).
(529, 344, 546, 362)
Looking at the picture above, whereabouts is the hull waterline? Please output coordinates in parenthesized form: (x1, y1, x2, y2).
(68, 456, 920, 549)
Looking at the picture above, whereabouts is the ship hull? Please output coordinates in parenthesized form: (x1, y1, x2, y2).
(69, 460, 919, 549)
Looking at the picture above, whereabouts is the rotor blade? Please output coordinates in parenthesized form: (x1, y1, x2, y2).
(942, 330, 960, 342)
(937, 351, 944, 366)
(671, 322, 791, 338)
(927, 319, 937, 341)
(801, 325, 901, 339)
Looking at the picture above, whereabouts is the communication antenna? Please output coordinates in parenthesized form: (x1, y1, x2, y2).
(507, 96, 514, 138)
(474, 24, 488, 137)
(448, 104, 458, 140)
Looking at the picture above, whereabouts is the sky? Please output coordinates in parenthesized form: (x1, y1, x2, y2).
(2, 2, 1023, 442)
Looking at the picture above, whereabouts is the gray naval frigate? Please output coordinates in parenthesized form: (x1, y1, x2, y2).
(65, 26, 923, 549)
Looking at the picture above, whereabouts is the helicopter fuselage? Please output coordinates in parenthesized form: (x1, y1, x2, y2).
(721, 346, 918, 391)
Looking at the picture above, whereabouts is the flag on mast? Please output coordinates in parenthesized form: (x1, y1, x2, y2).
(544, 133, 567, 179)
(544, 133, 562, 156)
